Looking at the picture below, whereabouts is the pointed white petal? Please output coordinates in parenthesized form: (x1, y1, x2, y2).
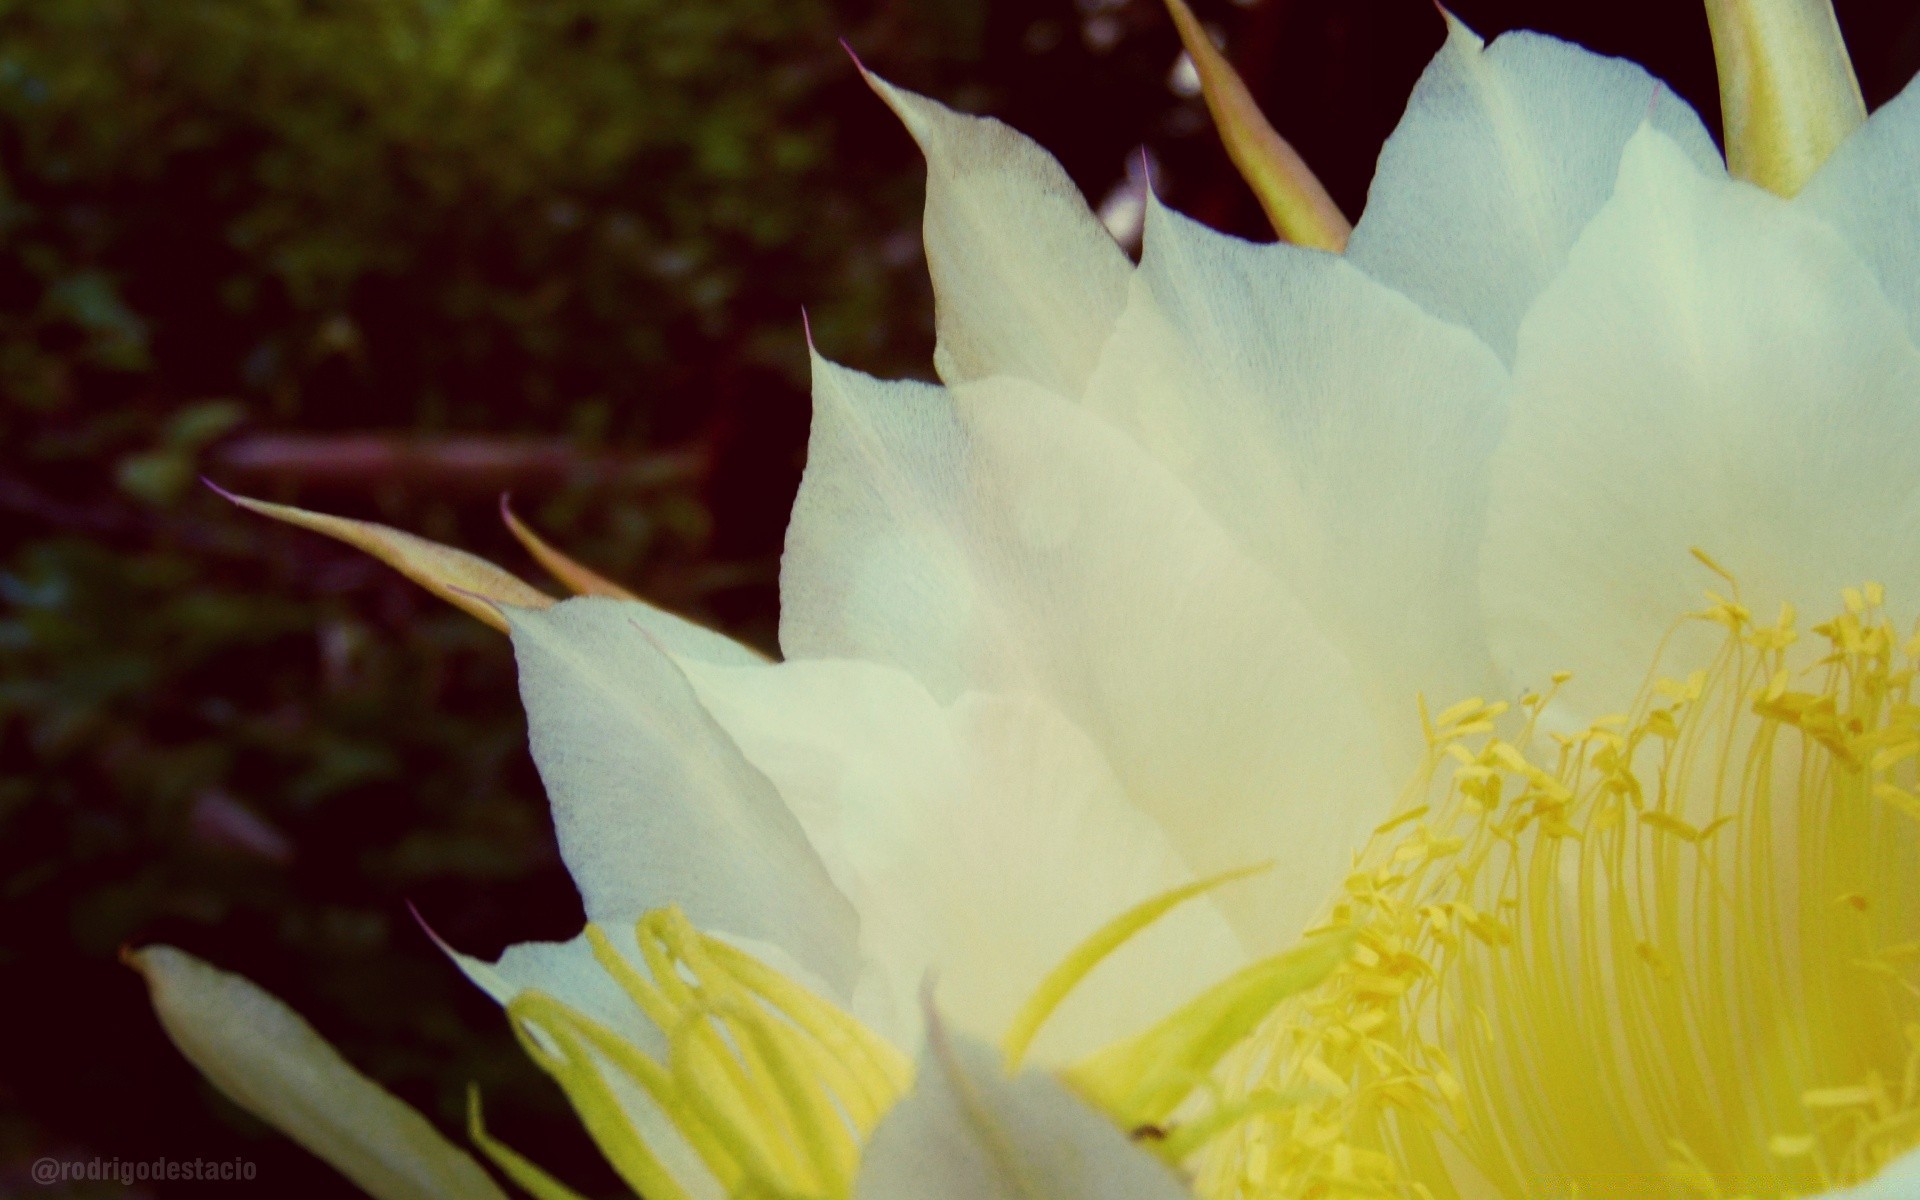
(854, 1022, 1190, 1200)
(680, 656, 1247, 1060)
(624, 598, 768, 666)
(1347, 21, 1720, 362)
(1086, 199, 1509, 728)
(866, 75, 1132, 395)
(506, 598, 860, 994)
(1798, 74, 1920, 343)
(1483, 127, 1920, 711)
(133, 946, 507, 1200)
(781, 359, 1391, 949)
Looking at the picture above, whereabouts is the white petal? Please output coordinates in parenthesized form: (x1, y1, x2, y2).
(867, 75, 1132, 396)
(1086, 199, 1509, 729)
(681, 656, 1247, 1061)
(1483, 127, 1920, 711)
(506, 598, 860, 994)
(1799, 73, 1920, 344)
(133, 946, 507, 1200)
(781, 359, 1391, 948)
(451, 929, 662, 1055)
(1346, 19, 1720, 362)
(623, 597, 768, 666)
(854, 1021, 1191, 1200)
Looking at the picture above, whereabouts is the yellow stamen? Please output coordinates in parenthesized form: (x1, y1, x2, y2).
(1068, 928, 1356, 1134)
(1191, 584, 1920, 1198)
(1002, 861, 1275, 1072)
(506, 991, 699, 1200)
(508, 908, 909, 1200)
(466, 1086, 593, 1200)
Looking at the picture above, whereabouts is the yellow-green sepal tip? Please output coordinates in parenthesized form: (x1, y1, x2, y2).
(1162, 0, 1350, 250)
(1705, 0, 1865, 195)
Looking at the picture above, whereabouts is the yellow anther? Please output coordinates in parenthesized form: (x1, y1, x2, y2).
(1192, 578, 1920, 1198)
(699, 938, 909, 1122)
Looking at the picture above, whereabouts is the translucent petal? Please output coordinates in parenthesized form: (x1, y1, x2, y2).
(1346, 20, 1720, 363)
(853, 1021, 1190, 1200)
(133, 946, 508, 1200)
(865, 75, 1132, 396)
(1482, 127, 1920, 711)
(1799, 73, 1920, 343)
(1086, 198, 1509, 734)
(505, 599, 860, 993)
(781, 358, 1391, 949)
(679, 656, 1248, 1061)
(618, 601, 768, 667)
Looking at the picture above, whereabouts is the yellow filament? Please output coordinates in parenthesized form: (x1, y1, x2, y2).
(1002, 861, 1275, 1072)
(1069, 929, 1357, 1134)
(506, 906, 909, 1200)
(1192, 586, 1920, 1199)
(506, 992, 698, 1200)
(466, 1086, 594, 1200)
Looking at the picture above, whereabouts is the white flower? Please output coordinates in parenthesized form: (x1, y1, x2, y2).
(136, 1, 1920, 1196)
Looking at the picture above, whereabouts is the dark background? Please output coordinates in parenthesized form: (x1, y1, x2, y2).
(4, 1, 1917, 1195)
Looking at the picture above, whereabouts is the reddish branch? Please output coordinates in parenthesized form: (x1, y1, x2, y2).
(210, 434, 706, 494)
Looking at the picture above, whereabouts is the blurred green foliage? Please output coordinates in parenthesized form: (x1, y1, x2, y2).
(0, 0, 941, 1192)
(0, 0, 859, 430)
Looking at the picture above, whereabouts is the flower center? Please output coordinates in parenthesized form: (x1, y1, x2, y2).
(1193, 582, 1920, 1199)
(489, 583, 1920, 1200)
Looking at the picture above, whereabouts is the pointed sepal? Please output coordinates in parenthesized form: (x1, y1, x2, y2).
(1163, 0, 1349, 250)
(1705, 0, 1865, 195)
(211, 483, 552, 631)
(499, 494, 637, 599)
